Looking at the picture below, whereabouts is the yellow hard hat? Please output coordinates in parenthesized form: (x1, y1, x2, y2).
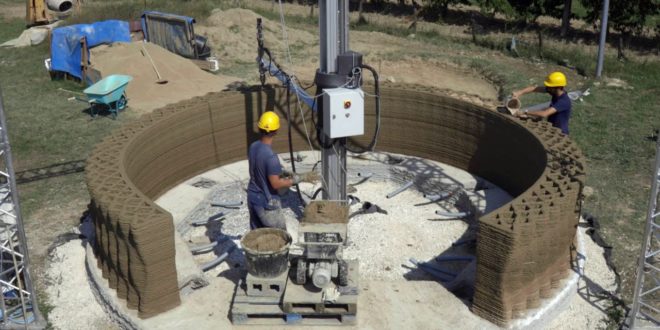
(258, 111, 280, 132)
(544, 71, 567, 87)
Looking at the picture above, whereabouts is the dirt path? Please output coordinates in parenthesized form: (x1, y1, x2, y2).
(1, 3, 25, 19)
(197, 8, 498, 102)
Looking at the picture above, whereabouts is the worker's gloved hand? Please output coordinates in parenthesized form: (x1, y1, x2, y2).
(281, 169, 293, 179)
(288, 172, 320, 185)
(291, 174, 303, 185)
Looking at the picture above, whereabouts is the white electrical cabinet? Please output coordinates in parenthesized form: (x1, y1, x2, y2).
(322, 88, 364, 139)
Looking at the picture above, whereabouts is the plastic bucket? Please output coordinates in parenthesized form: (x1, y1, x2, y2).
(241, 228, 292, 278)
(506, 97, 522, 114)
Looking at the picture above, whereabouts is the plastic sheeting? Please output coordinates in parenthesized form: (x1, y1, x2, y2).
(0, 22, 62, 48)
(141, 11, 196, 58)
(50, 20, 131, 79)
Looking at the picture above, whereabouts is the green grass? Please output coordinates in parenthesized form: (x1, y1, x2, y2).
(1, 1, 658, 326)
(0, 16, 136, 325)
(0, 17, 135, 214)
(65, 0, 234, 25)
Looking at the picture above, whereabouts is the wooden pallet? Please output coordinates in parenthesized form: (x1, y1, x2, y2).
(230, 260, 359, 326)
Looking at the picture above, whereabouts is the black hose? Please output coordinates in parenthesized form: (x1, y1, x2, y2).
(286, 80, 306, 207)
(346, 63, 381, 154)
(311, 187, 327, 200)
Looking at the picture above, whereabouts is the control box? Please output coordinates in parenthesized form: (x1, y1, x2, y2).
(322, 88, 364, 139)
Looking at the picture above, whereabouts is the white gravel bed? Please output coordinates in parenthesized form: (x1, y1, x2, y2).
(161, 151, 512, 283)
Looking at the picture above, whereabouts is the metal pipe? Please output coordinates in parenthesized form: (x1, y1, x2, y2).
(386, 180, 414, 199)
(201, 245, 237, 272)
(320, 0, 349, 202)
(211, 201, 243, 208)
(435, 210, 470, 218)
(409, 258, 454, 281)
(190, 240, 219, 254)
(423, 192, 450, 201)
(410, 258, 458, 277)
(191, 211, 232, 226)
(595, 0, 610, 78)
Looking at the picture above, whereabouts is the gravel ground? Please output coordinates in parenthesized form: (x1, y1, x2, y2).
(167, 151, 511, 284)
(44, 239, 116, 330)
(41, 151, 620, 329)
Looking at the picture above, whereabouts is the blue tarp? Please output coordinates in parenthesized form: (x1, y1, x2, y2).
(51, 20, 131, 79)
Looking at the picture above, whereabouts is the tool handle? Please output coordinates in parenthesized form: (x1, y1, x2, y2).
(141, 43, 163, 80)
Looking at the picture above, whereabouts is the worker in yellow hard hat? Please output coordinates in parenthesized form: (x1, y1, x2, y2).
(247, 111, 294, 229)
(246, 111, 319, 230)
(512, 71, 572, 135)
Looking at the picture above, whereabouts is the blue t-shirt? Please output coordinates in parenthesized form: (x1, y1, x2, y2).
(247, 141, 283, 208)
(548, 92, 571, 135)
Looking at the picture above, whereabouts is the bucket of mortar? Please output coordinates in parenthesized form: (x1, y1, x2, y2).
(505, 97, 522, 114)
(241, 228, 292, 278)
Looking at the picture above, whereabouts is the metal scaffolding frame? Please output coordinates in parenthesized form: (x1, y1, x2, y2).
(628, 137, 660, 328)
(0, 87, 43, 328)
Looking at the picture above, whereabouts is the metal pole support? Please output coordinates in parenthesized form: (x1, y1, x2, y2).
(595, 0, 610, 78)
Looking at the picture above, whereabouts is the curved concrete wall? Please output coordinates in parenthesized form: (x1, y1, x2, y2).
(85, 85, 585, 324)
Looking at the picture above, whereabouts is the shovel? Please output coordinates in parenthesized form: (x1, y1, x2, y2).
(141, 43, 168, 84)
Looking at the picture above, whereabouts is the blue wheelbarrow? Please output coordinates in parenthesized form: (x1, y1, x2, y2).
(75, 74, 133, 119)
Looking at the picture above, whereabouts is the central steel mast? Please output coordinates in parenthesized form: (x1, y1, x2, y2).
(319, 0, 350, 201)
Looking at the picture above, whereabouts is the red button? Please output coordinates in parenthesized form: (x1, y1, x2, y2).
(344, 100, 351, 109)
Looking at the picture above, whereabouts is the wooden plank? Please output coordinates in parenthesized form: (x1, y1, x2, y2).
(230, 268, 358, 326)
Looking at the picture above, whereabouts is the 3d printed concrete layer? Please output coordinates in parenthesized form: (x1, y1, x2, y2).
(85, 84, 585, 324)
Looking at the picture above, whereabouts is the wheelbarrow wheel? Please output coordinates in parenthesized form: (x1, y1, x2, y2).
(89, 102, 100, 119)
(117, 94, 127, 111)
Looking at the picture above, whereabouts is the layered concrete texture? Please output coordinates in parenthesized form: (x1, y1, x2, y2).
(85, 84, 585, 324)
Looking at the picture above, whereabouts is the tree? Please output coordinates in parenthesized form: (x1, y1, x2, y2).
(424, 0, 470, 20)
(508, 0, 565, 24)
(581, 0, 660, 59)
(473, 0, 515, 18)
(560, 0, 572, 37)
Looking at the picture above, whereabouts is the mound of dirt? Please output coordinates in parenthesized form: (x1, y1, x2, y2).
(196, 7, 497, 102)
(90, 42, 240, 114)
(197, 8, 316, 66)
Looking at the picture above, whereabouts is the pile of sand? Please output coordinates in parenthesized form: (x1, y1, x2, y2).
(196, 8, 316, 67)
(90, 42, 240, 113)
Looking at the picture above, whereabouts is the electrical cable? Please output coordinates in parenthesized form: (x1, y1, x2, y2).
(345, 63, 381, 154)
(291, 80, 331, 192)
(311, 187, 327, 200)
